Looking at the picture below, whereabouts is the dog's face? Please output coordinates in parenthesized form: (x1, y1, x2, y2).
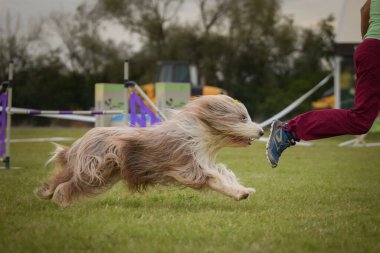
(186, 95, 264, 147)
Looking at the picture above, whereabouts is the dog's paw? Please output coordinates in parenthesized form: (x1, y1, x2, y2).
(235, 187, 256, 200)
(34, 184, 54, 200)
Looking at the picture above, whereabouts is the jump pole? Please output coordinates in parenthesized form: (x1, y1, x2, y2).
(4, 61, 13, 169)
(123, 60, 167, 121)
(124, 60, 130, 125)
(9, 109, 126, 115)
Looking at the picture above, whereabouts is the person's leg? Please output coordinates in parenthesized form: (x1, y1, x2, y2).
(285, 40, 380, 141)
(266, 39, 380, 167)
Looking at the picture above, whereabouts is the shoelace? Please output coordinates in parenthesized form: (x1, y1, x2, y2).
(275, 131, 295, 153)
(286, 131, 297, 146)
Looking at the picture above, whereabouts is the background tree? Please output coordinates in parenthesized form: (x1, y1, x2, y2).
(93, 0, 335, 120)
(0, 0, 336, 125)
(95, 0, 184, 82)
(270, 15, 336, 119)
(217, 0, 299, 119)
(0, 12, 42, 81)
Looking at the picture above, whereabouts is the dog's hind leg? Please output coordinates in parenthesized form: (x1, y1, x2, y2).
(34, 166, 73, 200)
(206, 164, 255, 200)
(52, 180, 77, 207)
(34, 185, 54, 200)
(35, 143, 70, 200)
(51, 172, 120, 207)
(51, 158, 120, 207)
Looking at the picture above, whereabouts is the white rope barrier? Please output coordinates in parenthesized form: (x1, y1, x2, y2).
(259, 73, 333, 128)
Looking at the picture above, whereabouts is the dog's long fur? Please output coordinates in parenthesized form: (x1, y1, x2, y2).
(35, 95, 264, 207)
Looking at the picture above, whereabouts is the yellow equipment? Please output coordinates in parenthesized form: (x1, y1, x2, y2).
(140, 61, 227, 104)
(312, 88, 335, 109)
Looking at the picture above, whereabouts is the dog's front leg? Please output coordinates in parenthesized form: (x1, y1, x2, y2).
(206, 164, 255, 200)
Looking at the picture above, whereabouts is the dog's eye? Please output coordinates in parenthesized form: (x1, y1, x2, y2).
(241, 115, 247, 122)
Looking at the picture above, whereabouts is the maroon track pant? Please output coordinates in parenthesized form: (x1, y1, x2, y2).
(285, 38, 380, 141)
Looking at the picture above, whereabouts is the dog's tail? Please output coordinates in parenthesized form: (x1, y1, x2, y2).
(46, 142, 68, 166)
(34, 143, 71, 202)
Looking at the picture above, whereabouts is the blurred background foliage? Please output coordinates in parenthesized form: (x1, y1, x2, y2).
(0, 0, 335, 123)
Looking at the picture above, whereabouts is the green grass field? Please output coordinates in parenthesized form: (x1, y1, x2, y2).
(1, 128, 379, 253)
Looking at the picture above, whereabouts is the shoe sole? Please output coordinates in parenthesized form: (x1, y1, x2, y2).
(266, 120, 279, 168)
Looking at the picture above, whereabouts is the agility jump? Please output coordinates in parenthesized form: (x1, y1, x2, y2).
(0, 61, 166, 169)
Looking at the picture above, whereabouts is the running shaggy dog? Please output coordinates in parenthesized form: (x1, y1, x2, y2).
(35, 95, 264, 207)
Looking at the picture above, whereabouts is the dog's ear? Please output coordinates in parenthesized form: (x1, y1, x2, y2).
(188, 95, 233, 119)
(205, 96, 231, 116)
(207, 103, 228, 116)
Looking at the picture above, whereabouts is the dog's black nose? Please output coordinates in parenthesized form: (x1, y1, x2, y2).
(259, 130, 264, 136)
